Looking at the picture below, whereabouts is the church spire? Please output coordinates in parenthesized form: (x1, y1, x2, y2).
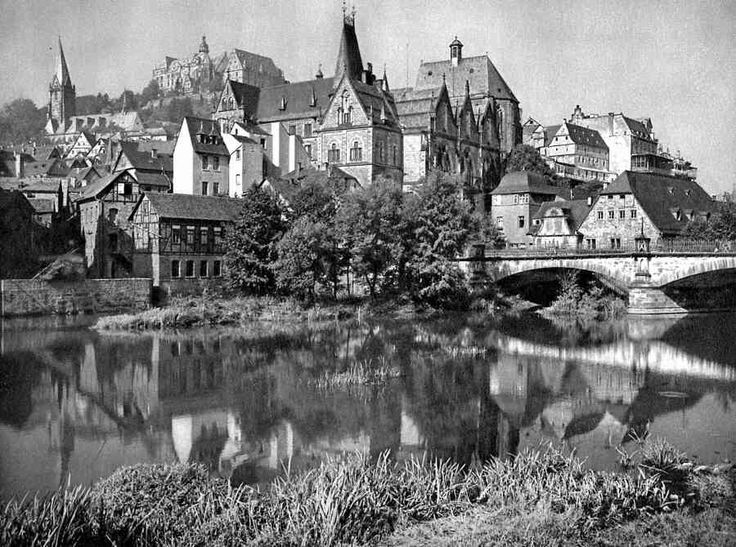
(334, 6, 363, 84)
(54, 37, 72, 87)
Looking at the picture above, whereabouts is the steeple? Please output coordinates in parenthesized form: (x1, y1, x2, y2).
(52, 37, 72, 88)
(334, 6, 364, 84)
(199, 35, 209, 54)
(381, 65, 389, 92)
(449, 36, 463, 67)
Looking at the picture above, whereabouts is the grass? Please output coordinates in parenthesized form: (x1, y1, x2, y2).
(2, 442, 734, 546)
(308, 358, 402, 390)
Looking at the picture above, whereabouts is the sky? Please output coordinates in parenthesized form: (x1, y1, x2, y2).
(0, 0, 734, 194)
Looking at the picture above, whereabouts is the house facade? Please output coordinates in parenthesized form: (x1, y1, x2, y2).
(490, 171, 567, 247)
(129, 193, 242, 295)
(577, 171, 716, 250)
(173, 117, 230, 196)
(530, 200, 592, 249)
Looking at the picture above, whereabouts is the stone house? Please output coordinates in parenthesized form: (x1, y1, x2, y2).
(529, 199, 592, 249)
(490, 171, 568, 247)
(76, 169, 169, 278)
(577, 171, 716, 250)
(544, 122, 611, 182)
(173, 117, 230, 196)
(128, 193, 242, 296)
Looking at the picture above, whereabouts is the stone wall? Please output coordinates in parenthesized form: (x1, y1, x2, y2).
(1, 278, 151, 317)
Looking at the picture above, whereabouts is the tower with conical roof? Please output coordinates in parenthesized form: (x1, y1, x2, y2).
(333, 6, 364, 85)
(48, 38, 76, 132)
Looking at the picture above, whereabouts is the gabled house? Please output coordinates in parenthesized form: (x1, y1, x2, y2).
(112, 141, 173, 191)
(577, 171, 717, 250)
(490, 171, 569, 247)
(76, 168, 169, 278)
(530, 199, 593, 249)
(129, 193, 243, 294)
(173, 117, 230, 196)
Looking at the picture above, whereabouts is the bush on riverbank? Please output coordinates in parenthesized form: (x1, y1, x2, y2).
(544, 271, 626, 320)
(2, 442, 733, 546)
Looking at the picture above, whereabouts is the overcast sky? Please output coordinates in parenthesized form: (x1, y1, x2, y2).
(0, 0, 733, 194)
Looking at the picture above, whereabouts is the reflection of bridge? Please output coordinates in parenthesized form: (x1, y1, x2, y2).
(461, 247, 736, 314)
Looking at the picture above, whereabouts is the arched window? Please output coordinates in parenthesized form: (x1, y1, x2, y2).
(350, 140, 362, 161)
(328, 143, 341, 163)
(496, 108, 504, 143)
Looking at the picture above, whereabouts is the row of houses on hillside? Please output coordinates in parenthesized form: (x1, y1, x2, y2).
(491, 170, 717, 250)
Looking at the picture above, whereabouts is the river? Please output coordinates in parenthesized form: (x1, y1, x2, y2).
(1, 312, 735, 501)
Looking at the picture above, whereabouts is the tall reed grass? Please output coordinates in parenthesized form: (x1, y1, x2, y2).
(2, 441, 732, 546)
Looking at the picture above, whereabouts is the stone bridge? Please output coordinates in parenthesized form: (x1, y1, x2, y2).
(459, 248, 736, 314)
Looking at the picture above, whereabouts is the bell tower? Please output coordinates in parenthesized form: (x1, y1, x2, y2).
(48, 37, 76, 130)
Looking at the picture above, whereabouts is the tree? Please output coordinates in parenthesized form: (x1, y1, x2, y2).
(163, 97, 193, 123)
(118, 89, 138, 111)
(225, 187, 286, 294)
(337, 177, 404, 298)
(140, 79, 160, 105)
(400, 172, 474, 308)
(682, 202, 736, 241)
(504, 144, 556, 183)
(273, 217, 335, 300)
(0, 99, 46, 145)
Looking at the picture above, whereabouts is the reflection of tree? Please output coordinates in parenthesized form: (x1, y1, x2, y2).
(0, 352, 45, 428)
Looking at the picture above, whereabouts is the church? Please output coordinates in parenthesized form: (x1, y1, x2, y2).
(212, 10, 403, 188)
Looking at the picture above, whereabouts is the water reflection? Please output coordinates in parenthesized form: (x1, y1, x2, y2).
(1, 312, 735, 501)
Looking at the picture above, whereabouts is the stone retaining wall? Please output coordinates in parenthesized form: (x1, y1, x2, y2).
(1, 278, 152, 317)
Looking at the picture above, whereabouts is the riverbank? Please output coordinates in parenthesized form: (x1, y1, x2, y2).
(2, 443, 733, 546)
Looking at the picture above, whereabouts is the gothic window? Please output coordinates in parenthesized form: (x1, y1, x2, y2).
(304, 123, 312, 137)
(328, 143, 341, 163)
(339, 91, 352, 126)
(392, 145, 397, 165)
(350, 141, 362, 161)
(496, 108, 504, 141)
(228, 97, 234, 110)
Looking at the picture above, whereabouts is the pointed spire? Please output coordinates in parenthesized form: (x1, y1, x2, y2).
(334, 6, 363, 84)
(55, 37, 72, 87)
(381, 64, 389, 91)
(315, 63, 324, 79)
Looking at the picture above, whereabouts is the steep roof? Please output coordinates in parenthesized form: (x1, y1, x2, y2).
(414, 55, 517, 103)
(492, 171, 565, 196)
(601, 171, 716, 235)
(134, 171, 170, 189)
(256, 77, 335, 122)
(183, 117, 228, 156)
(224, 80, 261, 119)
(334, 19, 364, 83)
(563, 123, 607, 149)
(140, 193, 243, 222)
(76, 171, 125, 202)
(530, 199, 592, 234)
(119, 141, 174, 173)
(53, 37, 72, 87)
(543, 125, 561, 147)
(230, 48, 283, 79)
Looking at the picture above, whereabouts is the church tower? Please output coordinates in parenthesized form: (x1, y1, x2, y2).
(48, 37, 76, 132)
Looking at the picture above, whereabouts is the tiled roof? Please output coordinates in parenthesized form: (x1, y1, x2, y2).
(77, 172, 125, 202)
(334, 20, 364, 82)
(601, 171, 716, 234)
(256, 77, 335, 122)
(563, 123, 607, 149)
(414, 55, 517, 102)
(230, 48, 283, 79)
(492, 171, 564, 196)
(225, 80, 261, 119)
(136, 140, 176, 156)
(263, 166, 359, 206)
(119, 141, 174, 173)
(622, 116, 650, 138)
(26, 198, 56, 214)
(19, 180, 60, 193)
(543, 125, 561, 147)
(183, 117, 229, 156)
(134, 171, 170, 189)
(142, 193, 243, 221)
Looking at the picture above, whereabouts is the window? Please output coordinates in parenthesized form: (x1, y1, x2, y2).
(171, 259, 180, 278)
(108, 208, 118, 222)
(213, 226, 223, 250)
(212, 182, 219, 195)
(378, 142, 385, 162)
(185, 260, 195, 277)
(392, 145, 398, 165)
(597, 211, 604, 220)
(513, 194, 519, 204)
(172, 224, 181, 244)
(610, 238, 621, 249)
(304, 144, 312, 158)
(288, 125, 296, 136)
(201, 155, 209, 170)
(199, 260, 208, 277)
(235, 149, 241, 160)
(201, 181, 209, 195)
(349, 141, 362, 161)
(200, 226, 209, 245)
(213, 260, 222, 277)
(631, 209, 637, 219)
(235, 174, 241, 187)
(585, 238, 597, 250)
(304, 123, 312, 137)
(608, 210, 615, 220)
(619, 210, 626, 219)
(213, 156, 220, 171)
(186, 226, 195, 245)
(518, 216, 525, 228)
(342, 108, 352, 125)
(328, 143, 340, 163)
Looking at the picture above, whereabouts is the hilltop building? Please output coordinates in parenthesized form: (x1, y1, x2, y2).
(153, 36, 285, 95)
(393, 36, 521, 192)
(212, 10, 403, 188)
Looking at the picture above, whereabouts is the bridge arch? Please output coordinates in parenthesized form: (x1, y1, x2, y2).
(654, 256, 736, 287)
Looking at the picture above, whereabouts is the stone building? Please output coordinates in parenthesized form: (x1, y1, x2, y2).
(576, 171, 716, 250)
(173, 117, 230, 196)
(393, 36, 520, 192)
(490, 171, 568, 247)
(212, 11, 403, 188)
(153, 37, 285, 95)
(542, 122, 613, 183)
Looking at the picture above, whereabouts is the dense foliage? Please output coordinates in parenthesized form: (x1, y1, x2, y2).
(225, 186, 286, 295)
(0, 98, 46, 145)
(682, 201, 736, 242)
(504, 144, 557, 183)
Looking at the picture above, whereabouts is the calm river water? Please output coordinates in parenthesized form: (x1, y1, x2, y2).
(1, 312, 735, 501)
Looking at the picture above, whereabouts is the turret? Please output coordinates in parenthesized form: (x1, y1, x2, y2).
(199, 35, 209, 54)
(449, 36, 463, 67)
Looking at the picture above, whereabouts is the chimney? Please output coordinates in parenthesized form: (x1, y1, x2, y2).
(14, 152, 23, 178)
